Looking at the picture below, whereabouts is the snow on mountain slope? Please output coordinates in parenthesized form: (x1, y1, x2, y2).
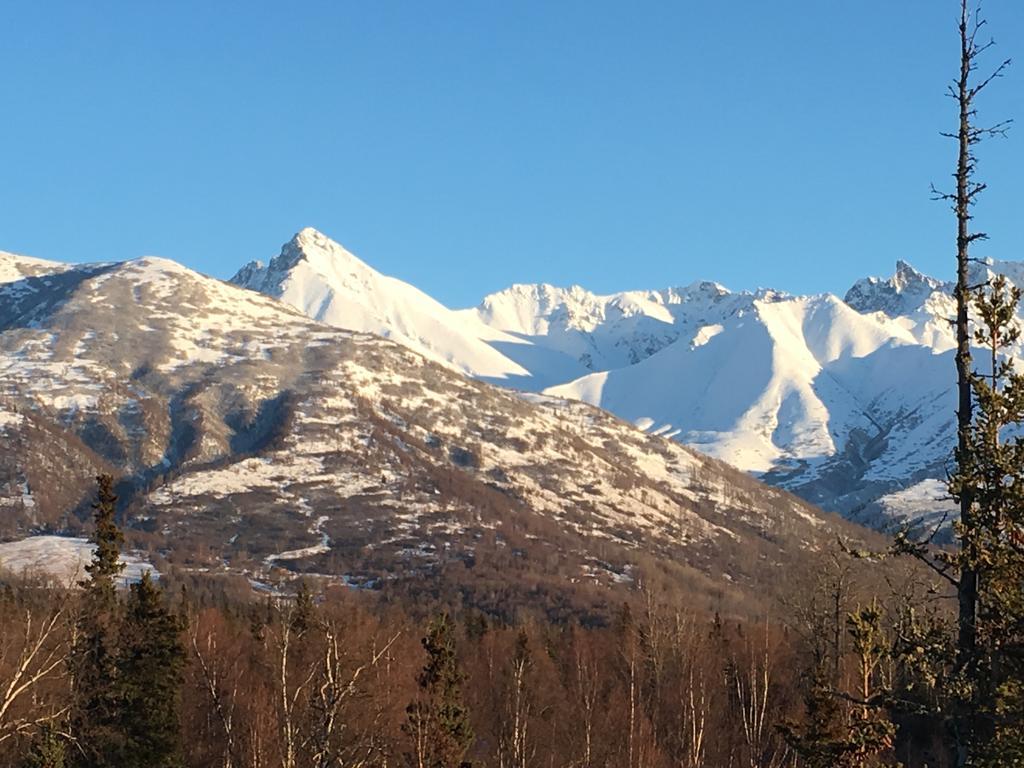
(857, 479, 959, 539)
(462, 280, 738, 371)
(844, 260, 953, 318)
(231, 228, 585, 388)
(0, 535, 155, 585)
(0, 250, 69, 283)
(10, 226, 1016, 536)
(544, 292, 935, 480)
(843, 257, 1024, 353)
(0, 254, 855, 609)
(474, 260, 1024, 526)
(227, 231, 1002, 529)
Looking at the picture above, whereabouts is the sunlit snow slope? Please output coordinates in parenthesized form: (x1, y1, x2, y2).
(231, 228, 585, 388)
(230, 229, 1021, 532)
(11, 227, 1018, 535)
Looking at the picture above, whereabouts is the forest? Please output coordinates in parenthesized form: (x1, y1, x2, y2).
(0, 450, 1019, 768)
(0, 502, 967, 768)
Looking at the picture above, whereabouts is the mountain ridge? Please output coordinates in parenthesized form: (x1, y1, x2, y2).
(0, 249, 863, 613)
(225, 228, 1007, 533)
(6, 228, 1010, 534)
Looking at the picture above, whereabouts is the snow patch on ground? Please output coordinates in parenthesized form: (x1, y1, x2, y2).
(0, 536, 156, 585)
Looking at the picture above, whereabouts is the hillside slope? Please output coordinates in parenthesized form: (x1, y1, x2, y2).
(0, 253, 856, 614)
(227, 229, 981, 530)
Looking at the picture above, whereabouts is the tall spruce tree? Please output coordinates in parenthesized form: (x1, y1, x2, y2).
(778, 666, 856, 768)
(949, 277, 1024, 764)
(404, 613, 474, 768)
(70, 475, 125, 768)
(779, 604, 895, 767)
(117, 571, 186, 768)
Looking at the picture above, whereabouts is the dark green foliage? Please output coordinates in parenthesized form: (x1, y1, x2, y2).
(291, 579, 315, 637)
(895, 276, 1024, 764)
(463, 611, 489, 642)
(70, 475, 126, 768)
(845, 603, 897, 764)
(20, 723, 67, 768)
(118, 571, 187, 768)
(780, 603, 895, 767)
(404, 613, 474, 768)
(779, 667, 856, 768)
(68, 476, 186, 768)
(950, 277, 1024, 764)
(81, 475, 124, 595)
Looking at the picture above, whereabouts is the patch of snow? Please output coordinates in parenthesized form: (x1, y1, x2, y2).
(0, 536, 156, 585)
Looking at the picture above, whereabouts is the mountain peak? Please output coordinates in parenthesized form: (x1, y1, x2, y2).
(844, 260, 950, 316)
(295, 225, 324, 241)
(231, 228, 372, 293)
(893, 259, 928, 290)
(281, 227, 367, 271)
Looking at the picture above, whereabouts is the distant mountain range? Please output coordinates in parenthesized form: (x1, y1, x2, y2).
(231, 228, 1023, 533)
(1, 226, 1004, 598)
(0, 240, 864, 612)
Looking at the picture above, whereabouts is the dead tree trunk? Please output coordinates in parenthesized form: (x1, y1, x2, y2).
(933, 2, 1011, 763)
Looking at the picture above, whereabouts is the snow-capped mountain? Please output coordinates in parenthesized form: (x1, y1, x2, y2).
(0, 251, 853, 611)
(231, 228, 585, 389)
(544, 292, 956, 524)
(228, 228, 1021, 533)
(458, 281, 741, 372)
(4, 227, 1011, 540)
(844, 259, 954, 319)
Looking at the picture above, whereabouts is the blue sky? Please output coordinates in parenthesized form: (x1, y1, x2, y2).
(1, 1, 1022, 307)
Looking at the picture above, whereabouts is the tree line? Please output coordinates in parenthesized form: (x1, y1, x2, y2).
(0, 477, 1017, 767)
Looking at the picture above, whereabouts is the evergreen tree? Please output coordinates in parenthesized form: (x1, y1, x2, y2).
(118, 571, 187, 768)
(69, 475, 125, 768)
(778, 666, 855, 768)
(844, 603, 896, 765)
(950, 276, 1024, 764)
(290, 579, 315, 637)
(21, 723, 67, 768)
(896, 277, 1024, 764)
(81, 475, 124, 595)
(404, 613, 474, 768)
(780, 603, 894, 767)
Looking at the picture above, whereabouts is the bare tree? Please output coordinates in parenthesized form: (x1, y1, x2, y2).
(496, 630, 534, 768)
(272, 597, 317, 768)
(0, 596, 71, 746)
(307, 619, 400, 768)
(670, 611, 711, 768)
(189, 618, 242, 768)
(730, 619, 788, 768)
(569, 629, 601, 768)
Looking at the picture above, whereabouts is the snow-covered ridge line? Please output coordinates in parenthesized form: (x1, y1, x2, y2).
(223, 227, 1022, 529)
(5, 227, 1021, 531)
(0, 247, 845, 600)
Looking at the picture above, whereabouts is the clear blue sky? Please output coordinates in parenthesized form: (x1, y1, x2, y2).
(1, 1, 1022, 307)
